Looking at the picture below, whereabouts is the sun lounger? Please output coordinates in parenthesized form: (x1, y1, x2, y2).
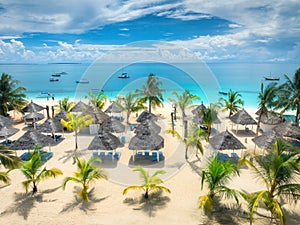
(20, 152, 32, 161)
(159, 152, 164, 160)
(231, 152, 239, 161)
(92, 152, 98, 158)
(41, 152, 53, 164)
(136, 152, 143, 160)
(152, 151, 158, 162)
(144, 150, 150, 159)
(107, 152, 113, 159)
(114, 152, 121, 160)
(100, 152, 105, 159)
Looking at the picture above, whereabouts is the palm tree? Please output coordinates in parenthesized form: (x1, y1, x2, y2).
(277, 68, 300, 122)
(56, 97, 75, 113)
(62, 156, 107, 202)
(168, 90, 200, 135)
(184, 123, 207, 159)
(239, 139, 300, 225)
(20, 147, 63, 194)
(117, 92, 144, 124)
(123, 166, 170, 199)
(199, 104, 220, 140)
(0, 72, 27, 116)
(256, 82, 278, 135)
(85, 91, 107, 110)
(0, 145, 20, 184)
(199, 156, 240, 215)
(220, 89, 244, 117)
(61, 112, 93, 151)
(136, 73, 165, 113)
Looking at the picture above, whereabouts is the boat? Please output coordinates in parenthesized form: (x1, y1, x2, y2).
(75, 79, 89, 84)
(51, 73, 61, 77)
(218, 91, 228, 95)
(59, 71, 67, 75)
(118, 72, 130, 78)
(264, 76, 280, 81)
(49, 77, 59, 82)
(36, 92, 51, 98)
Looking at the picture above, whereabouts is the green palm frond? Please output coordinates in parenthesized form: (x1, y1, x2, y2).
(198, 195, 214, 215)
(0, 147, 21, 169)
(0, 171, 10, 184)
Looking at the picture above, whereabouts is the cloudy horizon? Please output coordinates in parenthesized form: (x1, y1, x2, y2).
(0, 0, 299, 63)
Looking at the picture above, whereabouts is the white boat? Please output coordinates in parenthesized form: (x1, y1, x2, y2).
(118, 72, 130, 78)
(264, 76, 280, 81)
(36, 92, 51, 98)
(51, 73, 61, 77)
(49, 77, 59, 82)
(75, 79, 89, 84)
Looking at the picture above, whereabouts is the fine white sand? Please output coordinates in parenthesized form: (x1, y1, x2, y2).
(0, 99, 299, 225)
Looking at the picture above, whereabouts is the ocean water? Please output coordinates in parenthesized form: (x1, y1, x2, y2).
(0, 62, 299, 108)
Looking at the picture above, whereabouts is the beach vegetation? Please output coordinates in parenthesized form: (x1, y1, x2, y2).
(239, 139, 300, 225)
(136, 73, 165, 113)
(256, 82, 278, 135)
(56, 97, 75, 112)
(219, 89, 244, 117)
(123, 166, 170, 199)
(198, 156, 240, 215)
(117, 92, 145, 124)
(85, 91, 107, 110)
(62, 156, 107, 202)
(20, 146, 63, 194)
(199, 103, 220, 140)
(168, 90, 200, 136)
(0, 145, 21, 184)
(60, 112, 93, 152)
(277, 68, 300, 123)
(0, 72, 27, 116)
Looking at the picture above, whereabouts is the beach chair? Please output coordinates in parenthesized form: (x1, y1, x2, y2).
(152, 151, 158, 162)
(20, 152, 31, 161)
(92, 152, 98, 158)
(136, 152, 143, 160)
(231, 152, 239, 162)
(107, 151, 113, 159)
(120, 136, 126, 143)
(144, 150, 150, 160)
(100, 152, 105, 160)
(114, 152, 121, 160)
(158, 152, 164, 160)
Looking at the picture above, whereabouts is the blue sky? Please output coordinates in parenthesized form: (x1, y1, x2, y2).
(0, 0, 299, 63)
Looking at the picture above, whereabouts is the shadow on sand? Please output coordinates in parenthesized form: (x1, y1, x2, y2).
(123, 190, 170, 217)
(60, 187, 109, 213)
(0, 186, 60, 220)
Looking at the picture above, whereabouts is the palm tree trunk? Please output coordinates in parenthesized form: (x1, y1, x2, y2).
(296, 104, 299, 123)
(185, 145, 189, 160)
(148, 98, 151, 113)
(33, 182, 37, 194)
(256, 112, 262, 136)
(144, 188, 149, 199)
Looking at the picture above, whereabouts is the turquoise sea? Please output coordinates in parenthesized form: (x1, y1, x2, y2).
(0, 62, 299, 108)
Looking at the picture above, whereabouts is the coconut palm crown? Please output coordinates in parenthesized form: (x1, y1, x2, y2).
(220, 89, 244, 117)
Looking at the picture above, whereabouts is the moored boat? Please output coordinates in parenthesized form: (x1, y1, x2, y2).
(118, 72, 130, 78)
(264, 76, 280, 81)
(75, 79, 89, 84)
(49, 77, 59, 82)
(51, 73, 61, 77)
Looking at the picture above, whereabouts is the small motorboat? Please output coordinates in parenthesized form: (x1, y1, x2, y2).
(264, 76, 280, 81)
(218, 91, 228, 95)
(49, 77, 59, 82)
(51, 73, 61, 77)
(118, 72, 130, 78)
(76, 79, 89, 84)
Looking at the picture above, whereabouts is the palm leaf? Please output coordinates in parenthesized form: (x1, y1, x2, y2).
(122, 185, 143, 195)
(198, 195, 214, 214)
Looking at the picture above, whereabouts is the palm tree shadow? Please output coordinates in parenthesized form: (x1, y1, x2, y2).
(0, 186, 60, 220)
(60, 187, 109, 213)
(187, 159, 202, 176)
(123, 190, 170, 217)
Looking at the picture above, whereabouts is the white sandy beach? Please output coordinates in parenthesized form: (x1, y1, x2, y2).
(0, 99, 299, 225)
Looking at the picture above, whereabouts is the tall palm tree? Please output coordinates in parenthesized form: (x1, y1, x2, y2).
(117, 92, 144, 124)
(277, 68, 300, 122)
(85, 91, 107, 110)
(62, 156, 107, 202)
(20, 147, 63, 194)
(56, 97, 75, 113)
(168, 90, 200, 135)
(239, 139, 300, 225)
(136, 73, 165, 113)
(123, 166, 170, 199)
(185, 123, 207, 159)
(0, 145, 20, 184)
(256, 82, 278, 135)
(220, 89, 244, 117)
(61, 112, 93, 151)
(0, 72, 27, 116)
(199, 104, 220, 140)
(199, 156, 240, 215)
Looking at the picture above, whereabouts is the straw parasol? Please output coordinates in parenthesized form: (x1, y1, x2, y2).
(104, 102, 123, 113)
(135, 119, 161, 134)
(88, 130, 124, 150)
(0, 115, 14, 127)
(23, 111, 44, 121)
(230, 108, 257, 125)
(209, 130, 246, 150)
(53, 110, 68, 121)
(258, 111, 282, 125)
(36, 118, 64, 133)
(273, 120, 300, 140)
(102, 117, 125, 133)
(136, 110, 157, 123)
(0, 126, 19, 137)
(70, 101, 91, 113)
(22, 101, 45, 112)
(9, 130, 57, 150)
(252, 130, 283, 149)
(191, 103, 207, 115)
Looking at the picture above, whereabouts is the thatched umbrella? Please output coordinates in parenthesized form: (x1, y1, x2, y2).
(53, 110, 68, 121)
(102, 117, 125, 133)
(136, 110, 157, 123)
(258, 111, 282, 125)
(230, 109, 257, 125)
(0, 126, 19, 144)
(105, 102, 123, 113)
(23, 111, 44, 121)
(36, 118, 64, 133)
(209, 130, 246, 151)
(71, 101, 91, 113)
(252, 130, 283, 150)
(9, 130, 57, 150)
(135, 120, 161, 134)
(22, 101, 45, 112)
(88, 106, 109, 125)
(191, 103, 207, 115)
(0, 115, 14, 127)
(129, 133, 164, 150)
(273, 120, 300, 140)
(88, 130, 124, 151)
